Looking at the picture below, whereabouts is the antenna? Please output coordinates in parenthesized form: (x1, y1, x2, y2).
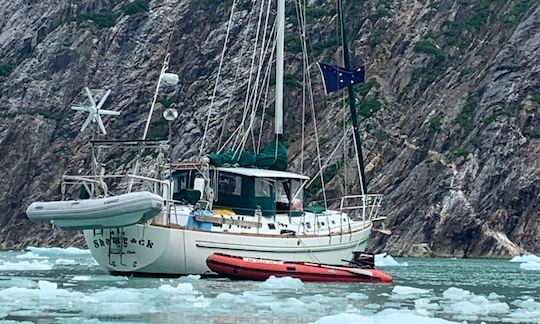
(71, 87, 120, 135)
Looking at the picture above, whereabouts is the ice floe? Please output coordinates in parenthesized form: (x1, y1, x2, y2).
(509, 254, 540, 263)
(185, 274, 201, 280)
(438, 286, 514, 322)
(446, 296, 509, 316)
(507, 298, 540, 322)
(55, 258, 77, 265)
(315, 309, 457, 324)
(392, 285, 430, 295)
(375, 253, 408, 267)
(415, 298, 440, 311)
(346, 292, 369, 300)
(158, 283, 196, 294)
(0, 260, 53, 271)
(520, 261, 540, 271)
(27, 246, 91, 257)
(15, 251, 47, 259)
(259, 275, 304, 290)
(442, 287, 471, 300)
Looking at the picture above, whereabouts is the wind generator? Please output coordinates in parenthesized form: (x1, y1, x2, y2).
(70, 87, 121, 197)
(71, 87, 120, 135)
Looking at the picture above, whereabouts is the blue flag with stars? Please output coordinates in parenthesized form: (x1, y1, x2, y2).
(317, 62, 365, 94)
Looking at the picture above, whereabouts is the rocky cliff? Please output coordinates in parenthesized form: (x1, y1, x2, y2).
(0, 0, 538, 256)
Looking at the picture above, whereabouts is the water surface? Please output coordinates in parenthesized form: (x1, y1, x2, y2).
(0, 248, 538, 323)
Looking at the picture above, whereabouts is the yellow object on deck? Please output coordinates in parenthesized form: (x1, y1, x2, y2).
(212, 208, 236, 217)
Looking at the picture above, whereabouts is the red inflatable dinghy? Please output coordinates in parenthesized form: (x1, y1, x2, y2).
(206, 253, 392, 283)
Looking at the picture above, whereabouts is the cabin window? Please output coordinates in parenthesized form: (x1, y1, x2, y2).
(275, 180, 290, 212)
(306, 222, 311, 229)
(218, 173, 241, 196)
(331, 220, 335, 225)
(268, 223, 276, 230)
(255, 179, 272, 197)
(290, 179, 303, 211)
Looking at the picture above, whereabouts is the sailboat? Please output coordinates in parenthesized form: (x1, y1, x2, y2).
(26, 0, 386, 276)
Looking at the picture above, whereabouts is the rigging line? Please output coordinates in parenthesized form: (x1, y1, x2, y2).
(293, 0, 327, 207)
(256, 46, 275, 153)
(199, 0, 238, 156)
(343, 96, 348, 195)
(304, 127, 350, 191)
(352, 125, 366, 196)
(303, 38, 328, 210)
(248, 0, 273, 153)
(130, 7, 180, 192)
(335, 0, 348, 197)
(236, 18, 277, 155)
(229, 7, 257, 152)
(295, 233, 322, 264)
(232, 0, 266, 153)
(217, 6, 259, 153)
(217, 124, 243, 154)
(296, 0, 306, 175)
(236, 0, 274, 155)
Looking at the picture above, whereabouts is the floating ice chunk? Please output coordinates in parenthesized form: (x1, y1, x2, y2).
(27, 246, 91, 257)
(185, 274, 201, 280)
(0, 278, 37, 289)
(215, 292, 236, 301)
(266, 297, 306, 313)
(72, 276, 91, 281)
(392, 285, 430, 295)
(415, 298, 440, 310)
(315, 309, 458, 324)
(55, 259, 77, 265)
(442, 287, 472, 300)
(91, 287, 144, 303)
(446, 295, 510, 316)
(242, 291, 278, 303)
(315, 312, 367, 324)
(517, 298, 540, 309)
(375, 253, 408, 267)
(508, 298, 540, 322)
(509, 254, 540, 263)
(15, 251, 47, 259)
(259, 276, 304, 290)
(520, 261, 540, 271)
(0, 260, 52, 271)
(38, 280, 57, 290)
(487, 292, 504, 300)
(158, 282, 195, 294)
(346, 292, 369, 300)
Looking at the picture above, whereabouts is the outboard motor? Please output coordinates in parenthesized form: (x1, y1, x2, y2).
(348, 252, 375, 269)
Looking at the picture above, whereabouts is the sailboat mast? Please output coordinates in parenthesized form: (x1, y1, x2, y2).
(338, 0, 368, 194)
(275, 0, 284, 135)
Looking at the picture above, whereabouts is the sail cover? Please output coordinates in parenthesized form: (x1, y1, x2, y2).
(208, 140, 287, 171)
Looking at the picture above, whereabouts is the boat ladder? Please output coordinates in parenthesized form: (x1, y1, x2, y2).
(108, 228, 127, 266)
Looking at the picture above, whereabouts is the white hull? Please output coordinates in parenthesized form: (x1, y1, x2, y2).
(83, 222, 372, 275)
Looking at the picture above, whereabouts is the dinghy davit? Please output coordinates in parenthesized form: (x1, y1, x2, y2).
(206, 253, 393, 283)
(26, 191, 164, 230)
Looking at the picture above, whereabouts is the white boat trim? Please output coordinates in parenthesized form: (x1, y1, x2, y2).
(215, 167, 309, 180)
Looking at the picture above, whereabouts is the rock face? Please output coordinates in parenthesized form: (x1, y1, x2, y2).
(0, 0, 538, 256)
